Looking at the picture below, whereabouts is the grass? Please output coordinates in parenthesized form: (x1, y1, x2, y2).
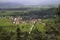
(36, 23, 46, 32)
(0, 18, 55, 33)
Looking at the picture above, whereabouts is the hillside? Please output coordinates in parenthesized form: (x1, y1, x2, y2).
(0, 7, 57, 18)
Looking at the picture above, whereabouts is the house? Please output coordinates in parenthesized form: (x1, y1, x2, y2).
(13, 16, 22, 24)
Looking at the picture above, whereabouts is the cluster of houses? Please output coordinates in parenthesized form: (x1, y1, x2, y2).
(0, 16, 42, 24)
(12, 16, 42, 24)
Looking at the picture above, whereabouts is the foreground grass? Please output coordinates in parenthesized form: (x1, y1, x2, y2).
(0, 18, 55, 32)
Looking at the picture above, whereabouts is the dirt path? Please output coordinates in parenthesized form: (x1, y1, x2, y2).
(29, 21, 36, 34)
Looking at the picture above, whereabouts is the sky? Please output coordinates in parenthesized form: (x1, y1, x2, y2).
(0, 0, 60, 5)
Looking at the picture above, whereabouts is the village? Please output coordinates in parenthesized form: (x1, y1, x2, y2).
(0, 16, 42, 25)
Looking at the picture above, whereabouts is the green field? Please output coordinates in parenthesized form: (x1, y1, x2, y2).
(0, 18, 55, 32)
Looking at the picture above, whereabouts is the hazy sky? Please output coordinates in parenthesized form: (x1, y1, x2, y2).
(0, 0, 60, 5)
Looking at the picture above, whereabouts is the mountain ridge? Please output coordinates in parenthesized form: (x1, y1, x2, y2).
(0, 2, 59, 8)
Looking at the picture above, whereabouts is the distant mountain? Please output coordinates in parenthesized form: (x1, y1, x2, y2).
(0, 2, 59, 8)
(0, 2, 24, 8)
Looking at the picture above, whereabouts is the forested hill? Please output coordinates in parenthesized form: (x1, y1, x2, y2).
(0, 7, 57, 18)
